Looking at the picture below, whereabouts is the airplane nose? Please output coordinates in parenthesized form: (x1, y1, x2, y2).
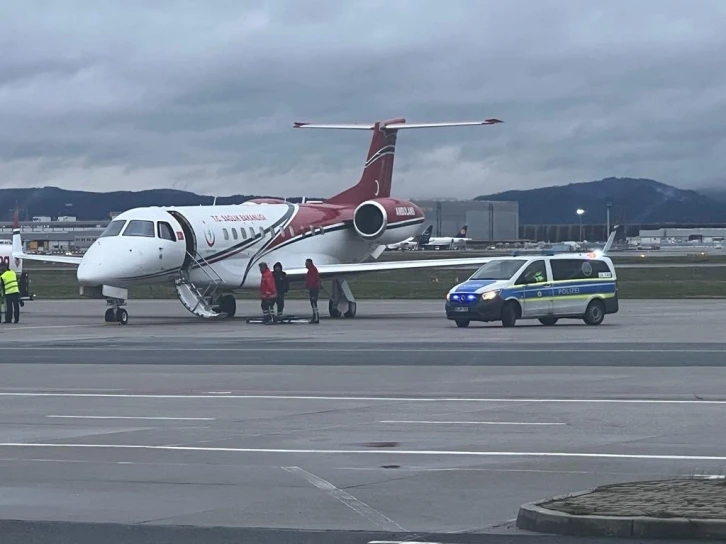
(76, 248, 106, 286)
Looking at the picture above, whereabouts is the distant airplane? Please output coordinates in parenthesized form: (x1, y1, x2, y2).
(386, 224, 433, 250)
(12, 116, 505, 324)
(422, 225, 471, 250)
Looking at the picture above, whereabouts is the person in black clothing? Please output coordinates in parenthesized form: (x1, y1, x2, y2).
(272, 262, 289, 319)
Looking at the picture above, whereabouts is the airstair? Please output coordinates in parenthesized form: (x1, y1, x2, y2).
(174, 251, 225, 318)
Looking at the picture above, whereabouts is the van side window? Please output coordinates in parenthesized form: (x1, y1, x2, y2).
(551, 259, 611, 281)
(157, 221, 176, 241)
(516, 260, 547, 285)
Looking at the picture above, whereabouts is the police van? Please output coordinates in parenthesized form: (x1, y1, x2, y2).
(444, 253, 618, 328)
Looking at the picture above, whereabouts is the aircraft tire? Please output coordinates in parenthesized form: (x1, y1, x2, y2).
(343, 302, 357, 318)
(104, 308, 115, 323)
(329, 300, 342, 318)
(116, 308, 128, 325)
(455, 319, 470, 328)
(539, 317, 558, 326)
(219, 294, 236, 318)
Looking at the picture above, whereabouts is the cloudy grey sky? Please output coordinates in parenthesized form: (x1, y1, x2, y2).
(1, 0, 725, 199)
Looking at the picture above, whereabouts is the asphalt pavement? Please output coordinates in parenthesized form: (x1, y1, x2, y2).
(0, 298, 723, 543)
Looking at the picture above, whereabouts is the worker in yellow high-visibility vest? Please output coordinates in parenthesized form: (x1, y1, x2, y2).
(0, 263, 20, 323)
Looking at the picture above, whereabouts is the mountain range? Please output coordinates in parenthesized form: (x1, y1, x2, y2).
(476, 177, 726, 224)
(0, 177, 723, 224)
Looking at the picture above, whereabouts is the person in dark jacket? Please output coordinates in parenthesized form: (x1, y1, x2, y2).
(272, 262, 289, 318)
(258, 262, 277, 324)
(305, 258, 320, 324)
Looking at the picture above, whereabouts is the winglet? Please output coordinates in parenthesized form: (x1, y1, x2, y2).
(602, 224, 620, 255)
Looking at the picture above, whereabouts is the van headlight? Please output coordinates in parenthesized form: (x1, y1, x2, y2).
(481, 290, 500, 301)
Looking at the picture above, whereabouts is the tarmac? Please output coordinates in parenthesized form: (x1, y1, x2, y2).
(0, 298, 725, 543)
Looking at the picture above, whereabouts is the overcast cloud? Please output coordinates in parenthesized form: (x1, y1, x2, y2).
(1, 0, 725, 199)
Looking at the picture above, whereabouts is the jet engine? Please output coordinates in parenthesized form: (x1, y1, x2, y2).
(352, 198, 424, 245)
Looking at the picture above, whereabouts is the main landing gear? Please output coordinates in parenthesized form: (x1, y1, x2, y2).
(104, 298, 128, 325)
(328, 279, 357, 319)
(215, 294, 237, 318)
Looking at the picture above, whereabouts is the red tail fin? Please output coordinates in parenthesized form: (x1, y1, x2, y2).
(326, 118, 402, 205)
(293, 117, 503, 206)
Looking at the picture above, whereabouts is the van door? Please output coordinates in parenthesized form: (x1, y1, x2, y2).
(550, 258, 612, 316)
(514, 259, 554, 317)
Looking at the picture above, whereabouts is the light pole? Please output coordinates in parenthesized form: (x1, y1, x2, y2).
(576, 208, 585, 241)
(606, 201, 612, 237)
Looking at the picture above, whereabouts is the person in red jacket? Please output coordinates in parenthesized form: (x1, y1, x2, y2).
(258, 262, 278, 324)
(305, 258, 320, 324)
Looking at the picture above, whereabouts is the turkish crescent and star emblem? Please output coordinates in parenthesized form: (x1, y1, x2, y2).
(202, 220, 215, 247)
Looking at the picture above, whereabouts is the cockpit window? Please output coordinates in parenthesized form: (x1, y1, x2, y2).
(122, 220, 155, 238)
(99, 220, 126, 238)
(157, 221, 176, 241)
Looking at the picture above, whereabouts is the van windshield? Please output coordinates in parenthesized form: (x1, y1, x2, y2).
(469, 259, 525, 280)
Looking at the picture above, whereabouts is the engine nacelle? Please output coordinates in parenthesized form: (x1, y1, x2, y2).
(352, 198, 424, 245)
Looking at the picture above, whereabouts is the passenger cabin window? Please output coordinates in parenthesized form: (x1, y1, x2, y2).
(551, 259, 611, 281)
(99, 220, 126, 238)
(516, 260, 547, 285)
(223, 228, 229, 240)
(240, 228, 247, 240)
(122, 220, 155, 238)
(157, 221, 176, 241)
(231, 228, 238, 240)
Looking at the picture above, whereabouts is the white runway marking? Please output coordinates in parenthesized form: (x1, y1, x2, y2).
(2, 392, 725, 405)
(378, 420, 566, 426)
(46, 415, 215, 421)
(2, 443, 726, 461)
(1, 346, 725, 353)
(1, 325, 96, 331)
(282, 466, 407, 532)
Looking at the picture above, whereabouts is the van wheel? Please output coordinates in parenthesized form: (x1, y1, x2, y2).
(455, 319, 470, 328)
(583, 299, 605, 326)
(501, 302, 519, 328)
(539, 317, 558, 326)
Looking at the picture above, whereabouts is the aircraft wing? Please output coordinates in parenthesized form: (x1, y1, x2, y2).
(614, 262, 726, 269)
(14, 252, 83, 266)
(283, 257, 493, 279)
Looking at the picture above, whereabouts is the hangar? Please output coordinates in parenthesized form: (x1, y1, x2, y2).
(411, 199, 519, 242)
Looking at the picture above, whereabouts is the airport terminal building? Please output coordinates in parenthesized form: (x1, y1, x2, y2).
(412, 199, 519, 241)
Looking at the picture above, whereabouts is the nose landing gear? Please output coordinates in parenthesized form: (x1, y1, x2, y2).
(104, 299, 129, 325)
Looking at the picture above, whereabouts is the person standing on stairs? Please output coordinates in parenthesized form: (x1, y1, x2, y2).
(258, 262, 277, 324)
(305, 258, 320, 324)
(272, 262, 289, 320)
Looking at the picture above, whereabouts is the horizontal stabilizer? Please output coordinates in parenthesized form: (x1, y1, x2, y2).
(293, 119, 503, 131)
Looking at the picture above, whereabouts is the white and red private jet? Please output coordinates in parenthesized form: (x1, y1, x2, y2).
(12, 116, 503, 324)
